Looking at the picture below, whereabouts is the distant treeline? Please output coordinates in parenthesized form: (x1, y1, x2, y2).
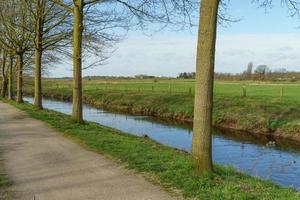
(179, 63, 300, 82)
(214, 72, 300, 81)
(43, 67, 300, 82)
(177, 71, 300, 82)
(83, 74, 174, 80)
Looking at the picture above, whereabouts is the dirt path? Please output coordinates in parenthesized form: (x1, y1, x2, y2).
(0, 102, 179, 200)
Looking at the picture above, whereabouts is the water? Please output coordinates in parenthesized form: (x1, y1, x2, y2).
(24, 97, 300, 190)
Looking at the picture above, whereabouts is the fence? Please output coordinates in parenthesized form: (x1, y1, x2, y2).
(2, 80, 297, 99)
(43, 82, 195, 95)
(40, 82, 298, 99)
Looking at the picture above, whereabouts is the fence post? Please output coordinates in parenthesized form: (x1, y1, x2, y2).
(242, 85, 247, 97)
(280, 86, 284, 99)
(168, 83, 171, 94)
(152, 85, 154, 92)
(189, 87, 192, 95)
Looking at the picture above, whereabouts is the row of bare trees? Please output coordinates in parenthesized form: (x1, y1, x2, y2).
(1, 0, 300, 175)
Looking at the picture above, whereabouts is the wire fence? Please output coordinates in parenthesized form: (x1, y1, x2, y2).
(39, 82, 299, 99)
(4, 80, 300, 100)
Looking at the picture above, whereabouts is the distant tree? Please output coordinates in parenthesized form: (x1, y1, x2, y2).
(274, 68, 287, 73)
(183, 72, 188, 78)
(134, 74, 156, 79)
(178, 72, 196, 79)
(255, 65, 270, 80)
(246, 62, 253, 78)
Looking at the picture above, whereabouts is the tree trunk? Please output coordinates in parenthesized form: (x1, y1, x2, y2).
(1, 79, 8, 98)
(16, 54, 23, 104)
(72, 0, 84, 123)
(34, 13, 43, 110)
(1, 51, 7, 98)
(191, 0, 219, 174)
(8, 56, 13, 100)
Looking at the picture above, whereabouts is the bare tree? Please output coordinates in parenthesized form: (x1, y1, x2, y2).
(0, 49, 8, 97)
(27, 0, 71, 109)
(0, 0, 34, 103)
(7, 55, 15, 100)
(51, 0, 198, 123)
(246, 62, 253, 78)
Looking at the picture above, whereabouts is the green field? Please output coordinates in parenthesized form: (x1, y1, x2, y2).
(37, 78, 300, 99)
(23, 78, 300, 139)
(4, 99, 299, 199)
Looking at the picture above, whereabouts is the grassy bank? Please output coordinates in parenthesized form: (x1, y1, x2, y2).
(4, 99, 300, 199)
(0, 156, 11, 200)
(23, 78, 300, 141)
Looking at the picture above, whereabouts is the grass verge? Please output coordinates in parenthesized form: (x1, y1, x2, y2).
(5, 99, 300, 200)
(0, 156, 11, 200)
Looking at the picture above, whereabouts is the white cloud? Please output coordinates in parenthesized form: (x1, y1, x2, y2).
(216, 34, 300, 73)
(49, 33, 300, 77)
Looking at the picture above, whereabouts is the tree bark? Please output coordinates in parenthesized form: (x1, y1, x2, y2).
(8, 56, 13, 100)
(34, 11, 44, 110)
(16, 53, 23, 104)
(1, 79, 8, 98)
(191, 0, 219, 174)
(72, 0, 84, 123)
(1, 51, 7, 98)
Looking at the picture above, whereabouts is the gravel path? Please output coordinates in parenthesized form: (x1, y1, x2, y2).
(0, 102, 178, 200)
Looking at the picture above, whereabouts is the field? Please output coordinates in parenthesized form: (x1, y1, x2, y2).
(23, 78, 300, 139)
(34, 78, 300, 98)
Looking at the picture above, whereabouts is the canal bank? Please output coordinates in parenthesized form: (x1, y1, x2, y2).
(23, 89, 300, 144)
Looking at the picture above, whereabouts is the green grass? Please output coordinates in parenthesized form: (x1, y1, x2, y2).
(0, 165, 9, 188)
(23, 78, 300, 138)
(5, 99, 300, 200)
(0, 157, 11, 200)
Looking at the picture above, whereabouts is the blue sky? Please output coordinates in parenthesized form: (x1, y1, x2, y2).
(219, 1, 300, 34)
(51, 0, 300, 77)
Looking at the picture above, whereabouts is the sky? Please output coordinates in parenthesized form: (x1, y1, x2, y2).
(50, 0, 300, 77)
